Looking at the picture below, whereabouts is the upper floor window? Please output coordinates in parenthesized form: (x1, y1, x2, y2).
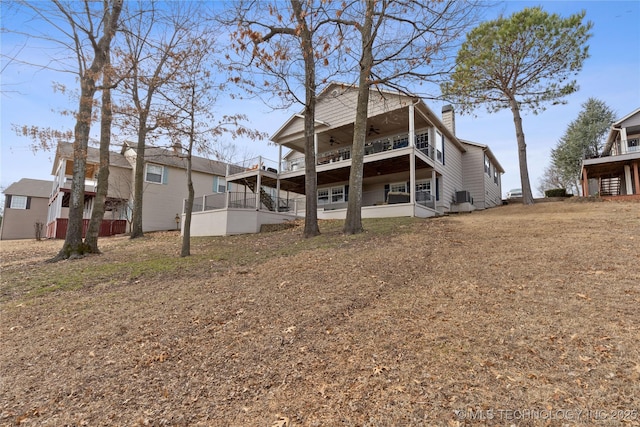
(10, 195, 28, 209)
(494, 168, 499, 184)
(213, 176, 226, 193)
(436, 131, 444, 164)
(484, 154, 491, 175)
(145, 164, 166, 184)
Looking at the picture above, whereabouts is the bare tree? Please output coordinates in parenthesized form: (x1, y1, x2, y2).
(6, 1, 123, 259)
(160, 27, 265, 257)
(84, 41, 115, 253)
(333, 0, 482, 234)
(115, 1, 195, 239)
(228, 0, 341, 238)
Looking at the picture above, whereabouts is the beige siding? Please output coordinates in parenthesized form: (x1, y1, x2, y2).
(461, 145, 487, 208)
(107, 165, 134, 200)
(483, 165, 502, 208)
(0, 197, 49, 240)
(277, 87, 412, 141)
(142, 166, 225, 232)
(438, 136, 464, 212)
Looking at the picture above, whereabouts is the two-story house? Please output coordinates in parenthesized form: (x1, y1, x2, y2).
(189, 83, 504, 236)
(45, 141, 231, 238)
(581, 107, 640, 198)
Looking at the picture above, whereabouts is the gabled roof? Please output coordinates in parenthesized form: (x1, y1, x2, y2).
(271, 81, 466, 153)
(52, 141, 132, 175)
(123, 143, 228, 176)
(459, 139, 505, 173)
(602, 107, 640, 155)
(4, 178, 52, 198)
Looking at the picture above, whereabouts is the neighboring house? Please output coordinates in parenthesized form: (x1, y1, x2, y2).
(47, 142, 132, 239)
(190, 83, 504, 236)
(0, 178, 51, 240)
(46, 141, 233, 238)
(581, 107, 640, 198)
(120, 142, 232, 232)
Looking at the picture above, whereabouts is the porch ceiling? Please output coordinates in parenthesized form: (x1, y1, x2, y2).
(282, 154, 434, 195)
(583, 156, 640, 178)
(283, 106, 431, 154)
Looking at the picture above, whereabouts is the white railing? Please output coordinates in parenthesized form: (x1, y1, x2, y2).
(282, 130, 435, 172)
(187, 192, 305, 215)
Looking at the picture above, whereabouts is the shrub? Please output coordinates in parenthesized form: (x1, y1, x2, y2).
(545, 188, 568, 198)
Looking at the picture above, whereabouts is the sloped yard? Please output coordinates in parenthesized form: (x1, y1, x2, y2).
(1, 200, 639, 426)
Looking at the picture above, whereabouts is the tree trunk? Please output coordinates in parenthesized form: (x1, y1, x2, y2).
(509, 97, 535, 205)
(130, 119, 148, 239)
(343, 2, 374, 235)
(181, 106, 195, 257)
(85, 46, 113, 253)
(52, 0, 123, 261)
(291, 0, 320, 238)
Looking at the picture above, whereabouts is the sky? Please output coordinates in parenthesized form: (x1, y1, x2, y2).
(1, 1, 639, 199)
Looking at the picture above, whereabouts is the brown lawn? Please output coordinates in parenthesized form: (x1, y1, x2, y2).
(1, 200, 639, 426)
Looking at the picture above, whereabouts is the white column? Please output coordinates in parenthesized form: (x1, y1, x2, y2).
(410, 152, 416, 205)
(409, 104, 415, 147)
(276, 145, 282, 200)
(621, 128, 629, 154)
(314, 133, 319, 163)
(431, 170, 437, 204)
(624, 164, 633, 195)
(256, 156, 262, 210)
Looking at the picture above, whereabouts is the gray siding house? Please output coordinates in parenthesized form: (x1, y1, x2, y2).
(257, 83, 504, 217)
(187, 83, 505, 236)
(46, 141, 233, 238)
(581, 107, 640, 198)
(1, 178, 51, 240)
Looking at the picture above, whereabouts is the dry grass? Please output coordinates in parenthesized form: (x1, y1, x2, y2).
(1, 200, 639, 426)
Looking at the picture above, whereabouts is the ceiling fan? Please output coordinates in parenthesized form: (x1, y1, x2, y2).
(368, 125, 380, 136)
(329, 136, 339, 145)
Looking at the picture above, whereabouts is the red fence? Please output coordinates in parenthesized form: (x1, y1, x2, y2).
(47, 219, 127, 239)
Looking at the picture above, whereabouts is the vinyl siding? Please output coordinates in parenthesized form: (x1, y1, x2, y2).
(276, 87, 412, 141)
(0, 196, 49, 240)
(142, 166, 226, 232)
(438, 135, 464, 212)
(461, 145, 487, 208)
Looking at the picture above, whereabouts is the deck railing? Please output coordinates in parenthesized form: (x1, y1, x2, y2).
(281, 130, 435, 172)
(187, 192, 304, 214)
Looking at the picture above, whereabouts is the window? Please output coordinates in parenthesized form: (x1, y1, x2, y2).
(145, 164, 165, 184)
(484, 154, 491, 175)
(10, 195, 28, 209)
(494, 168, 499, 184)
(415, 180, 431, 194)
(213, 176, 226, 193)
(317, 188, 329, 205)
(390, 182, 407, 193)
(318, 186, 346, 204)
(331, 186, 344, 203)
(628, 138, 639, 152)
(436, 132, 444, 164)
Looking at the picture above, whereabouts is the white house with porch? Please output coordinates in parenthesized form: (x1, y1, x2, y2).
(187, 83, 504, 236)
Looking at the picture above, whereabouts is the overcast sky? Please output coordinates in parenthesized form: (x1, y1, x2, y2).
(1, 1, 639, 198)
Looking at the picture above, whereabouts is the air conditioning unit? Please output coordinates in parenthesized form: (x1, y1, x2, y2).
(455, 190, 473, 204)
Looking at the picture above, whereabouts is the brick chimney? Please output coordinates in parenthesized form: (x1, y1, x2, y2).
(442, 105, 455, 136)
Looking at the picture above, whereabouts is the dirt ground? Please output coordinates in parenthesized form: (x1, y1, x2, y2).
(1, 200, 639, 426)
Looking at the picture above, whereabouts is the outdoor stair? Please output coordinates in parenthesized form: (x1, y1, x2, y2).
(600, 176, 621, 196)
(242, 178, 276, 211)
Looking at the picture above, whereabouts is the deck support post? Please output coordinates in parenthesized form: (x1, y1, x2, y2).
(582, 168, 589, 197)
(633, 161, 640, 195)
